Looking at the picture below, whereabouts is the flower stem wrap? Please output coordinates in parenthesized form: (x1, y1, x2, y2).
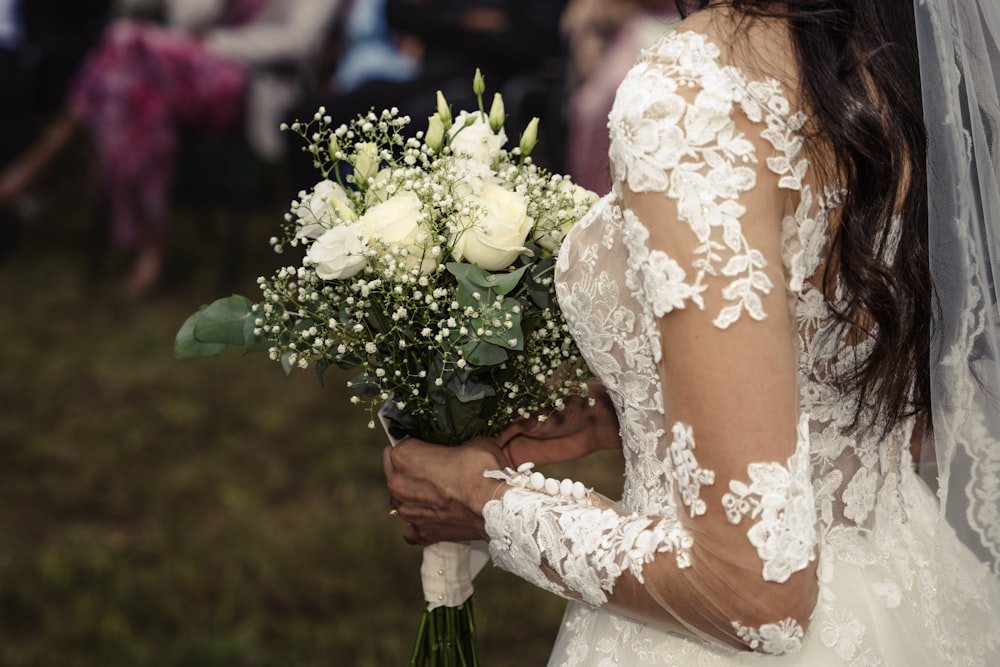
(421, 541, 490, 611)
(381, 405, 490, 665)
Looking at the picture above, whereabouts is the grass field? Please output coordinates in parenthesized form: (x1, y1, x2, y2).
(0, 159, 625, 666)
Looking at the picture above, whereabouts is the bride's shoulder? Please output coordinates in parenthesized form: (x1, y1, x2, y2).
(645, 6, 798, 93)
(631, 6, 801, 121)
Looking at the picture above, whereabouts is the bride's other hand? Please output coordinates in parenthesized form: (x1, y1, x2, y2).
(498, 382, 622, 468)
(382, 436, 508, 546)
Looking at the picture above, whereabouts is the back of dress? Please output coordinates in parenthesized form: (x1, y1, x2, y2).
(485, 8, 1000, 665)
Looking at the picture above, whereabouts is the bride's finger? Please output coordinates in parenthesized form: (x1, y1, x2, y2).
(402, 523, 423, 545)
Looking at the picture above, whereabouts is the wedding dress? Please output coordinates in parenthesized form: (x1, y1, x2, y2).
(481, 10, 1000, 666)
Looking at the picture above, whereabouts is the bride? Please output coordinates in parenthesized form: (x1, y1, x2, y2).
(383, 0, 1000, 663)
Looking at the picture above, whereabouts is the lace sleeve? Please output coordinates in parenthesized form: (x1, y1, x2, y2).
(482, 29, 820, 655)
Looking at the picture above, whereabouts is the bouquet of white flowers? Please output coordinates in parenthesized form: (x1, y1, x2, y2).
(175, 70, 596, 665)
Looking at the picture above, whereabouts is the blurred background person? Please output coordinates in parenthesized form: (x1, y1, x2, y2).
(0, 0, 341, 300)
(560, 0, 678, 193)
(288, 0, 567, 188)
(0, 0, 111, 260)
(330, 0, 419, 97)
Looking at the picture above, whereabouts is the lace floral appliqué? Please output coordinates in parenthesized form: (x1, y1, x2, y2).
(733, 618, 805, 655)
(721, 414, 816, 582)
(669, 422, 715, 518)
(609, 34, 775, 330)
(483, 469, 693, 607)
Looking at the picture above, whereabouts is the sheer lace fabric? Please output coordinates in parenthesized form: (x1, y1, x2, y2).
(482, 22, 1000, 666)
(916, 0, 1000, 575)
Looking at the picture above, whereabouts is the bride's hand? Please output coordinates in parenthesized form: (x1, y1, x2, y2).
(382, 436, 508, 546)
(498, 382, 622, 468)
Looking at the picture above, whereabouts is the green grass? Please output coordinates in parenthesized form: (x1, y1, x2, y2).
(0, 165, 624, 666)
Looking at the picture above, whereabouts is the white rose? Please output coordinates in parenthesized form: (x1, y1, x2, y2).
(305, 223, 368, 280)
(294, 179, 356, 240)
(448, 111, 507, 165)
(359, 191, 437, 275)
(452, 184, 533, 271)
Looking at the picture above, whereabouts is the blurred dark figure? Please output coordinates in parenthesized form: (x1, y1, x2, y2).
(561, 0, 677, 194)
(0, 0, 342, 300)
(0, 0, 111, 122)
(0, 0, 110, 262)
(0, 0, 25, 120)
(289, 0, 567, 188)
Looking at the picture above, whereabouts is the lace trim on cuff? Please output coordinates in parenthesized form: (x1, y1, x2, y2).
(482, 465, 692, 607)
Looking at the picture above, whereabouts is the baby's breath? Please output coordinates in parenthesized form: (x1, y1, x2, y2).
(252, 91, 598, 443)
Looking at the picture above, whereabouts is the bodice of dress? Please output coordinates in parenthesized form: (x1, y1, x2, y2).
(562, 29, 912, 540)
(482, 26, 999, 663)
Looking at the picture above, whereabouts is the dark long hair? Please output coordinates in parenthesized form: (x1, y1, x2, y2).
(675, 1, 929, 435)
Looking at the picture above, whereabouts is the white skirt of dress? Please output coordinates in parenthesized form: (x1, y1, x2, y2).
(546, 472, 1000, 666)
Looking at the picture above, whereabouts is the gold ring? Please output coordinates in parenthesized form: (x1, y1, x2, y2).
(389, 508, 399, 517)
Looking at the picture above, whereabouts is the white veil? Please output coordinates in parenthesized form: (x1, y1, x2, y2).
(915, 0, 1000, 573)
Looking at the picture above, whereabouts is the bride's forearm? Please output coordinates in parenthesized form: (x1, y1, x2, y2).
(481, 470, 819, 655)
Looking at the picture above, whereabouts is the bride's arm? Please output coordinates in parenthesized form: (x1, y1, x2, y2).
(478, 173, 818, 652)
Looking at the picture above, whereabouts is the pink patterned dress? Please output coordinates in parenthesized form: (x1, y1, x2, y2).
(69, 7, 258, 246)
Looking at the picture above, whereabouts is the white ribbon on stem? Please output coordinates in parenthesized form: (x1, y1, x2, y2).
(379, 404, 490, 609)
(421, 540, 490, 610)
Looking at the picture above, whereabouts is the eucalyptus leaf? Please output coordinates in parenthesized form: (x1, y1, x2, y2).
(526, 282, 552, 310)
(479, 296, 524, 350)
(526, 256, 555, 309)
(446, 262, 527, 295)
(192, 295, 256, 345)
(446, 262, 489, 289)
(446, 374, 496, 403)
(173, 308, 227, 359)
(349, 372, 380, 400)
(480, 265, 527, 295)
(462, 340, 508, 366)
(454, 282, 483, 309)
(444, 395, 490, 443)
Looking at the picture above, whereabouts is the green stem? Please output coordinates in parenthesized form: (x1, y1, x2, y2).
(408, 600, 479, 666)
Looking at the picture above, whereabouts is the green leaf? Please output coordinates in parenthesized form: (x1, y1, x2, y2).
(446, 262, 527, 296)
(444, 394, 490, 442)
(192, 295, 256, 346)
(173, 308, 227, 359)
(446, 374, 495, 403)
(348, 372, 380, 400)
(525, 256, 555, 309)
(482, 297, 524, 350)
(482, 265, 527, 295)
(461, 340, 508, 366)
(527, 285, 551, 310)
(454, 283, 481, 309)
